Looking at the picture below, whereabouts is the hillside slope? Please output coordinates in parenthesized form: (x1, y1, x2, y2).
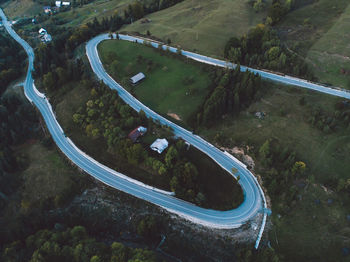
(122, 0, 268, 57)
(278, 0, 350, 88)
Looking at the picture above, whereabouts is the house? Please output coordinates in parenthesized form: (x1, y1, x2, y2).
(130, 72, 145, 85)
(43, 6, 51, 14)
(62, 1, 71, 6)
(150, 138, 168, 154)
(128, 126, 147, 142)
(39, 28, 47, 35)
(43, 34, 52, 43)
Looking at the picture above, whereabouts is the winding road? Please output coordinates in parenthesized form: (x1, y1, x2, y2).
(1, 9, 266, 245)
(5, 8, 349, 250)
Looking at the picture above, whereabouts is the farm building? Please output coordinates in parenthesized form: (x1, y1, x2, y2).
(130, 72, 145, 85)
(128, 126, 147, 142)
(150, 138, 168, 154)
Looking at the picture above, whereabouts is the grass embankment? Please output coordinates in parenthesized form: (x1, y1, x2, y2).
(198, 84, 350, 260)
(54, 81, 242, 210)
(122, 0, 268, 57)
(277, 0, 350, 88)
(98, 39, 211, 124)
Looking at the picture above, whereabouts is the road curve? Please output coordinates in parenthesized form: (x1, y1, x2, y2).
(0, 8, 266, 248)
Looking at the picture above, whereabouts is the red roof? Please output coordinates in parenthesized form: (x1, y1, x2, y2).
(128, 126, 146, 142)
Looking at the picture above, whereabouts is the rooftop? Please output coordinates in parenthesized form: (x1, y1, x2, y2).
(130, 72, 145, 84)
(128, 126, 147, 142)
(150, 138, 168, 154)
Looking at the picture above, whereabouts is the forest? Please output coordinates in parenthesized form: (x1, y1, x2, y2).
(0, 93, 38, 209)
(1, 225, 157, 262)
(0, 32, 25, 96)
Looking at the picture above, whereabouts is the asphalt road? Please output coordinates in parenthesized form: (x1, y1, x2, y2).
(1, 9, 266, 239)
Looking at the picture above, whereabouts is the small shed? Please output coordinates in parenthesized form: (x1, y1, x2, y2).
(62, 1, 71, 6)
(130, 72, 145, 85)
(128, 126, 147, 143)
(150, 138, 168, 154)
(55, 1, 62, 7)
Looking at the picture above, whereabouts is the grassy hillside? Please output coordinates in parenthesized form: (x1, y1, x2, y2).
(54, 0, 131, 27)
(1, 0, 42, 19)
(1, 0, 132, 24)
(277, 0, 350, 88)
(98, 39, 211, 123)
(307, 3, 350, 88)
(122, 0, 269, 57)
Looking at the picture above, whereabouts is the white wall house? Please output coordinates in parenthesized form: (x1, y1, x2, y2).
(150, 139, 169, 154)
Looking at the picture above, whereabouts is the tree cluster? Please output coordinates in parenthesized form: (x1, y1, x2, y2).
(72, 83, 206, 205)
(224, 24, 313, 79)
(265, 0, 317, 25)
(0, 33, 25, 95)
(1, 225, 157, 262)
(0, 92, 38, 221)
(307, 101, 350, 134)
(258, 138, 305, 214)
(196, 66, 262, 126)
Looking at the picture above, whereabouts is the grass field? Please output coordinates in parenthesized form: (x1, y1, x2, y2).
(306, 3, 350, 88)
(122, 0, 268, 57)
(19, 141, 83, 210)
(98, 39, 211, 123)
(277, 0, 350, 88)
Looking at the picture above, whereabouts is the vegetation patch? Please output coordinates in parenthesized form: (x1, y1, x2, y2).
(197, 83, 350, 260)
(1, 225, 158, 262)
(0, 32, 25, 96)
(224, 24, 313, 79)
